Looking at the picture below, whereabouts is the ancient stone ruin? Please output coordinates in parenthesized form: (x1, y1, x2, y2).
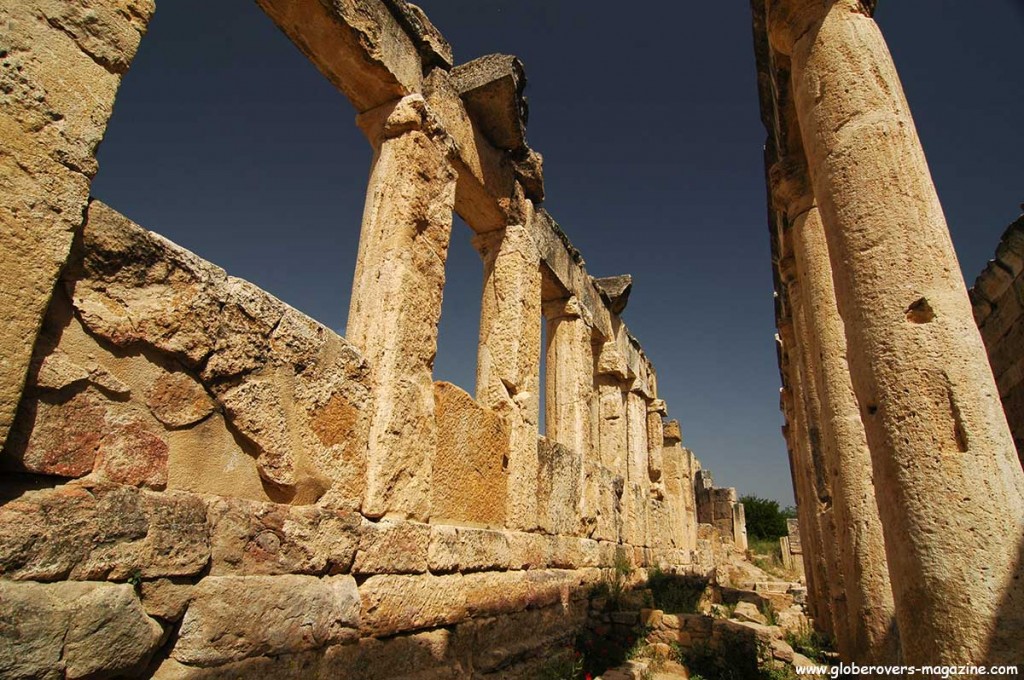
(1, 0, 1022, 677)
(753, 0, 1024, 669)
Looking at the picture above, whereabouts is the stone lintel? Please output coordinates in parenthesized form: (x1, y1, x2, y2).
(451, 54, 528, 152)
(257, 0, 423, 113)
(380, 0, 454, 70)
(594, 275, 633, 315)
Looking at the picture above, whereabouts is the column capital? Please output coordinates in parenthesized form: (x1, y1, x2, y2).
(767, 0, 865, 56)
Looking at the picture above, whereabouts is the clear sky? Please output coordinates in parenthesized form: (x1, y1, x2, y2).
(90, 1, 1024, 507)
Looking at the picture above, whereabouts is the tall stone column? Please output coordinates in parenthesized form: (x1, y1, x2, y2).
(778, 270, 838, 641)
(475, 224, 543, 531)
(349, 95, 457, 521)
(0, 2, 153, 448)
(544, 296, 595, 530)
(543, 297, 594, 456)
(791, 201, 899, 662)
(626, 390, 652, 546)
(769, 0, 1024, 663)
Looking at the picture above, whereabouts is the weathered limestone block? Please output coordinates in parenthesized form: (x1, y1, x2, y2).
(139, 578, 194, 622)
(0, 481, 209, 582)
(531, 209, 613, 343)
(646, 398, 667, 481)
(0, 0, 153, 450)
(62, 202, 372, 506)
(585, 461, 619, 542)
(257, 0, 422, 113)
(467, 603, 587, 674)
(0, 580, 163, 680)
(505, 530, 551, 570)
(322, 628, 470, 680)
(348, 96, 457, 520)
(380, 0, 453, 69)
(536, 436, 582, 536)
(594, 275, 633, 315)
(474, 224, 542, 531)
(422, 68, 515, 233)
(451, 54, 528, 152)
(174, 575, 360, 666)
(544, 297, 594, 458)
(772, 0, 1024, 662)
(427, 525, 510, 573)
(208, 496, 360, 576)
(358, 573, 468, 636)
(147, 371, 215, 429)
(353, 518, 429, 574)
(431, 381, 509, 528)
(596, 376, 629, 480)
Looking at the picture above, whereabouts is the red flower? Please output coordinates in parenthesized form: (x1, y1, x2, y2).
(586, 675, 593, 680)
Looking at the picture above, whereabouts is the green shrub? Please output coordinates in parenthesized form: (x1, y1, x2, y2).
(740, 495, 789, 540)
(646, 568, 708, 614)
(785, 623, 830, 663)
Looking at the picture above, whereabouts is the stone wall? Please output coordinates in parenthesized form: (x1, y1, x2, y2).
(0, 1, 741, 676)
(694, 469, 747, 550)
(971, 213, 1024, 468)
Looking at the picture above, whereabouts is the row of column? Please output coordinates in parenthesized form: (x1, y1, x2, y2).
(347, 93, 697, 552)
(765, 0, 1024, 666)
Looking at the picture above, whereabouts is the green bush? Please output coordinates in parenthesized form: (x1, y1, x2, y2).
(740, 495, 789, 540)
(647, 567, 708, 614)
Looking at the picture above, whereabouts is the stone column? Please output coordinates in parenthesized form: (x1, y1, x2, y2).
(626, 390, 651, 546)
(544, 296, 595, 532)
(543, 297, 594, 458)
(791, 201, 899, 663)
(596, 343, 630, 542)
(646, 399, 667, 482)
(0, 2, 153, 448)
(778, 282, 837, 641)
(474, 224, 542, 531)
(770, 0, 1024, 663)
(349, 95, 457, 521)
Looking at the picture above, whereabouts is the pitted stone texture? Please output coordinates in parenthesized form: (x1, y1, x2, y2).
(427, 525, 510, 573)
(174, 575, 360, 666)
(451, 53, 528, 152)
(0, 0, 153, 450)
(353, 519, 429, 574)
(0, 580, 162, 680)
(536, 436, 582, 536)
(208, 496, 359, 576)
(780, 0, 1024, 662)
(0, 481, 209, 581)
(64, 202, 371, 506)
(431, 381, 510, 528)
(346, 108, 457, 520)
(474, 225, 542, 531)
(359, 573, 468, 636)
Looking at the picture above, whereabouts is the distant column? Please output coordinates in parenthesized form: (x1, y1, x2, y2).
(791, 201, 899, 663)
(348, 95, 457, 520)
(475, 223, 543, 531)
(770, 0, 1024, 662)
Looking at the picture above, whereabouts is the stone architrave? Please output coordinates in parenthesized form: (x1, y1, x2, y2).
(769, 0, 1024, 663)
(474, 224, 543, 531)
(348, 95, 458, 521)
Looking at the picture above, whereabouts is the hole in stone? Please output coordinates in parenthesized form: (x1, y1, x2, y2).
(906, 297, 935, 324)
(501, 454, 509, 470)
(867, 404, 878, 416)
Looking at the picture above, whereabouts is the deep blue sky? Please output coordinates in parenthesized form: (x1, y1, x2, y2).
(91, 1, 1024, 506)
